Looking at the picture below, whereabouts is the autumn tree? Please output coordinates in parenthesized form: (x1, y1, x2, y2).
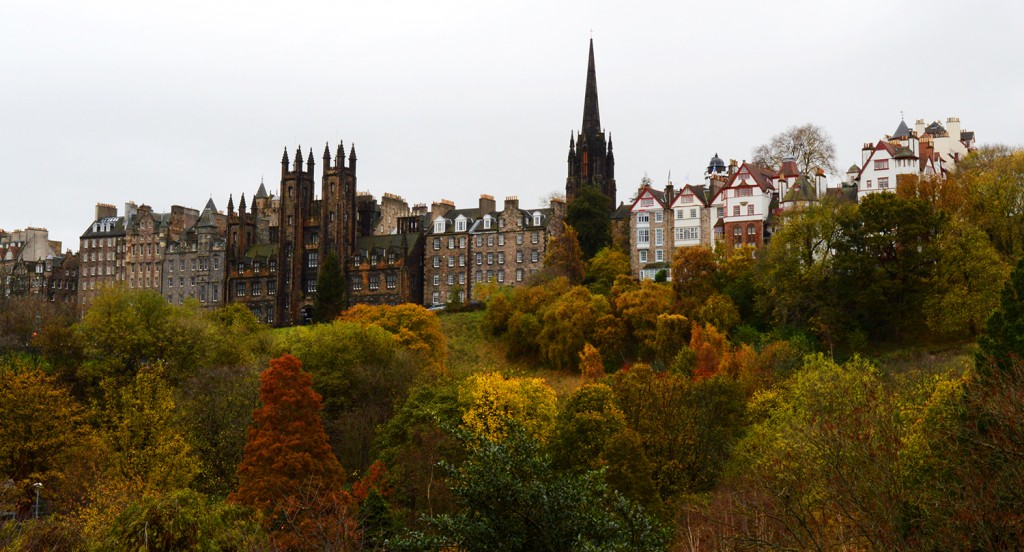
(230, 354, 356, 550)
(578, 342, 605, 381)
(751, 123, 838, 175)
(338, 303, 447, 374)
(459, 372, 557, 443)
(314, 252, 347, 323)
(565, 184, 612, 259)
(281, 320, 419, 472)
(0, 367, 94, 518)
(537, 286, 612, 371)
(671, 245, 719, 317)
(542, 222, 586, 284)
(585, 246, 630, 296)
(549, 383, 625, 472)
(728, 354, 910, 550)
(609, 364, 745, 499)
(614, 279, 673, 361)
(952, 147, 1024, 258)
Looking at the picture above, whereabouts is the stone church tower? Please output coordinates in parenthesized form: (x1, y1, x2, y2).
(566, 38, 616, 208)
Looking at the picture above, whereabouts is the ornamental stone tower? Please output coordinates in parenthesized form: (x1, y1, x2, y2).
(566, 38, 615, 209)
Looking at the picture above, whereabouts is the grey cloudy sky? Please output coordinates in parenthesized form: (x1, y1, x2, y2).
(2, 0, 1021, 250)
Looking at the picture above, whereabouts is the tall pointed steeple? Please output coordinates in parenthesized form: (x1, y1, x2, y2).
(566, 37, 615, 208)
(581, 38, 601, 141)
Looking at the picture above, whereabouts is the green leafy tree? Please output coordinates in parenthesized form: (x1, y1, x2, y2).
(925, 219, 1009, 338)
(102, 489, 268, 550)
(395, 426, 669, 552)
(566, 184, 612, 259)
(586, 247, 631, 296)
(977, 256, 1024, 375)
(314, 252, 347, 323)
(550, 383, 625, 472)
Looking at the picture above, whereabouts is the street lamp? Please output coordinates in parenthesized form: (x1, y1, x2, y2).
(32, 482, 42, 519)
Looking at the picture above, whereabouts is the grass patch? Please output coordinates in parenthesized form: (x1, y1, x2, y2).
(439, 311, 584, 397)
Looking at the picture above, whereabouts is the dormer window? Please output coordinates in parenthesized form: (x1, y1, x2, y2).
(456, 218, 466, 232)
(433, 219, 445, 233)
(641, 198, 654, 207)
(483, 216, 492, 230)
(533, 213, 542, 226)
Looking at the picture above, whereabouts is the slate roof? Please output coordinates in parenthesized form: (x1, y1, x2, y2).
(355, 232, 422, 257)
(892, 119, 912, 139)
(781, 176, 818, 203)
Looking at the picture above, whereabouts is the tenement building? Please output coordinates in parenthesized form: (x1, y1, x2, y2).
(424, 194, 565, 306)
(78, 203, 128, 310)
(163, 199, 227, 309)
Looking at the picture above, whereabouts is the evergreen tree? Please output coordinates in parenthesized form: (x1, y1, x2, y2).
(314, 252, 346, 323)
(566, 185, 612, 259)
(977, 256, 1024, 375)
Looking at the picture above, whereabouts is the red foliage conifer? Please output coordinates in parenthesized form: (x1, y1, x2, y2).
(230, 354, 356, 550)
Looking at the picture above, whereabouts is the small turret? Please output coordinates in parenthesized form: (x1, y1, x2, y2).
(323, 142, 332, 169)
(294, 145, 303, 171)
(336, 141, 345, 169)
(227, 194, 235, 216)
(306, 148, 315, 174)
(239, 194, 247, 215)
(281, 147, 289, 173)
(349, 143, 357, 171)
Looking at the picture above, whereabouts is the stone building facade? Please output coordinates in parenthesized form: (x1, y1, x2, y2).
(163, 200, 227, 309)
(78, 203, 127, 310)
(125, 203, 198, 294)
(566, 39, 616, 208)
(424, 195, 566, 306)
(349, 215, 424, 306)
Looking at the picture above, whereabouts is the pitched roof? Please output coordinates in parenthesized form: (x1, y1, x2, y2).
(892, 119, 912, 139)
(716, 162, 776, 202)
(611, 202, 631, 220)
(781, 176, 818, 203)
(355, 232, 422, 257)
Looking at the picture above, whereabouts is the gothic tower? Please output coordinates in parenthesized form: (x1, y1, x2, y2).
(320, 141, 358, 264)
(277, 145, 318, 325)
(566, 38, 615, 208)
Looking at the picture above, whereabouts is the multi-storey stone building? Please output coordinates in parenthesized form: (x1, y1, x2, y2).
(424, 195, 565, 306)
(125, 204, 199, 295)
(0, 228, 78, 302)
(349, 215, 424, 306)
(78, 203, 128, 310)
(163, 200, 227, 309)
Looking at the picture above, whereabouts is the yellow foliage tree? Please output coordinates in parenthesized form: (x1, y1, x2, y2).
(460, 372, 557, 443)
(339, 303, 448, 374)
(579, 343, 605, 381)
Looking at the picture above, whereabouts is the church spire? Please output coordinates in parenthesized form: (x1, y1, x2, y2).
(581, 38, 601, 140)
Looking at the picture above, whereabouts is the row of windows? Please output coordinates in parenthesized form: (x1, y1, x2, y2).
(432, 232, 539, 250)
(352, 253, 400, 267)
(81, 238, 117, 249)
(235, 280, 277, 297)
(351, 273, 399, 291)
(637, 208, 701, 224)
(637, 249, 665, 264)
(164, 283, 221, 303)
(432, 214, 543, 234)
(864, 177, 890, 189)
(731, 205, 756, 216)
(168, 257, 218, 272)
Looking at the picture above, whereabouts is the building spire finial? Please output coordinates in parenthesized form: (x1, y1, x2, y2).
(581, 37, 601, 139)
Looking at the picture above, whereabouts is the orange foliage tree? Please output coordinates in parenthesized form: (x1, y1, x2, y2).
(230, 354, 356, 550)
(338, 304, 447, 373)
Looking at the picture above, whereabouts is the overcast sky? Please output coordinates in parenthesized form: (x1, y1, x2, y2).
(3, 0, 1021, 251)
